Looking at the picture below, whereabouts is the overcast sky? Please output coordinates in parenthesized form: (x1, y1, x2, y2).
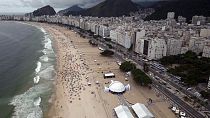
(0, 0, 164, 14)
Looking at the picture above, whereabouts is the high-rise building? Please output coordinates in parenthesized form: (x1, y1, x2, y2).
(192, 16, 206, 25)
(167, 12, 175, 19)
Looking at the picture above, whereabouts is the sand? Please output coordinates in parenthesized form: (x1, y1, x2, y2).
(30, 22, 176, 118)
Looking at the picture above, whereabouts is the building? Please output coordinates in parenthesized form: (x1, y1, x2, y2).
(166, 38, 182, 56)
(189, 37, 206, 54)
(178, 16, 186, 24)
(192, 16, 206, 25)
(167, 12, 175, 19)
(144, 38, 167, 60)
(202, 45, 210, 58)
(200, 28, 210, 38)
(134, 30, 146, 54)
(207, 77, 210, 90)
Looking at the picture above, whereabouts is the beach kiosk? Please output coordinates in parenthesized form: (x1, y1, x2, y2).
(131, 103, 154, 118)
(114, 105, 134, 118)
(104, 72, 115, 79)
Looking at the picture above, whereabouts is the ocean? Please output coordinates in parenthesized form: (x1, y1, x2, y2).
(0, 21, 56, 118)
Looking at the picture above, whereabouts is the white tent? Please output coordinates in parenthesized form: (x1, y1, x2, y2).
(114, 105, 134, 118)
(104, 72, 115, 78)
(132, 103, 154, 118)
(109, 80, 126, 93)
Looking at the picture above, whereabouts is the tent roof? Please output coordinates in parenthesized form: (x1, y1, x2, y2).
(109, 81, 125, 93)
(114, 105, 134, 118)
(132, 103, 154, 118)
(104, 73, 115, 77)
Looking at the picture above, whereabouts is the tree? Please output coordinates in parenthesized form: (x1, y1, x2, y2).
(89, 40, 98, 46)
(100, 50, 114, 56)
(200, 91, 209, 99)
(105, 38, 111, 42)
(120, 61, 136, 72)
(106, 44, 113, 49)
(159, 51, 210, 86)
(143, 63, 149, 72)
(132, 69, 152, 86)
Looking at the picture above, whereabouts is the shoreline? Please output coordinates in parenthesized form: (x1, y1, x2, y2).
(30, 22, 176, 118)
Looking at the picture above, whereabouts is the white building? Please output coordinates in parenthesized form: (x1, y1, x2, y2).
(192, 16, 206, 25)
(167, 12, 175, 19)
(110, 29, 118, 42)
(181, 46, 189, 54)
(134, 30, 146, 54)
(189, 37, 206, 54)
(166, 38, 183, 56)
(146, 38, 167, 60)
(200, 29, 210, 38)
(202, 45, 210, 58)
(110, 27, 132, 49)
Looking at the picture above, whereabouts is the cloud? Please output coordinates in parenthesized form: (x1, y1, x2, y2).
(17, 0, 105, 9)
(0, 0, 170, 13)
(17, 0, 168, 9)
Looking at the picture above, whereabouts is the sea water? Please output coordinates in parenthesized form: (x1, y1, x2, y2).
(0, 21, 56, 118)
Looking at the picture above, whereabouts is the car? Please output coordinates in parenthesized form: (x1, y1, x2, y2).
(187, 88, 192, 91)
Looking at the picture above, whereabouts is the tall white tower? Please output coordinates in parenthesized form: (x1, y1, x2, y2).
(207, 76, 210, 90)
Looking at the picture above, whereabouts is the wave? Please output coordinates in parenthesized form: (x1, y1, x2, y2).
(40, 28, 47, 35)
(44, 37, 52, 50)
(34, 97, 41, 106)
(39, 55, 49, 62)
(39, 65, 55, 80)
(10, 84, 49, 118)
(35, 61, 42, 74)
(33, 76, 40, 84)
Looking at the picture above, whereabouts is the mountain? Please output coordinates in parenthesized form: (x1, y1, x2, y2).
(136, 1, 158, 8)
(145, 0, 210, 22)
(32, 5, 56, 16)
(81, 0, 140, 17)
(58, 5, 84, 16)
(82, 0, 139, 17)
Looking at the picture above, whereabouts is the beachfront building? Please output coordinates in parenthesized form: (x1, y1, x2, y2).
(132, 103, 154, 118)
(134, 30, 146, 54)
(135, 37, 167, 60)
(110, 26, 132, 49)
(166, 38, 183, 56)
(114, 105, 134, 118)
(99, 25, 110, 38)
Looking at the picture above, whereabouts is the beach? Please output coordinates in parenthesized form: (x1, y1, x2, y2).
(30, 22, 176, 118)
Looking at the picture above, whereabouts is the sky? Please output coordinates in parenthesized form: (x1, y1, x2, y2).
(0, 0, 164, 14)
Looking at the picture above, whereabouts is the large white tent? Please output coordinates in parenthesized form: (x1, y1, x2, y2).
(104, 80, 130, 94)
(132, 103, 154, 118)
(114, 105, 134, 118)
(109, 81, 126, 93)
